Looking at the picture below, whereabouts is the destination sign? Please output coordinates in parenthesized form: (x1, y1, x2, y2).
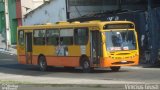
(104, 23, 134, 29)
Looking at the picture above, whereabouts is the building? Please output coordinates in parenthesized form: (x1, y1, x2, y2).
(21, 0, 45, 17)
(0, 0, 5, 34)
(0, 0, 45, 45)
(23, 0, 149, 25)
(23, 0, 121, 25)
(23, 0, 160, 64)
(0, 0, 18, 44)
(23, 0, 120, 25)
(23, 0, 67, 25)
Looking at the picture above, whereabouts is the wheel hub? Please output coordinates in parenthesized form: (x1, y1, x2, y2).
(84, 61, 89, 69)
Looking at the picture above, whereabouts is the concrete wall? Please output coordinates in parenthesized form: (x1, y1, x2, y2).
(23, 0, 67, 25)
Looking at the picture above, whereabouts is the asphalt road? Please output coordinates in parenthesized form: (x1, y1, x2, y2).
(0, 52, 160, 90)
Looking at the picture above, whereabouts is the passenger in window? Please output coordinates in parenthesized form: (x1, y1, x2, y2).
(56, 37, 59, 45)
(64, 47, 68, 56)
(60, 37, 63, 45)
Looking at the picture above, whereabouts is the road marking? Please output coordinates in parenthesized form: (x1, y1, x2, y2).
(0, 59, 15, 61)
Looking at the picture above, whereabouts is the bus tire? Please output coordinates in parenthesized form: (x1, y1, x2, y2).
(38, 56, 47, 71)
(110, 66, 121, 72)
(81, 59, 91, 73)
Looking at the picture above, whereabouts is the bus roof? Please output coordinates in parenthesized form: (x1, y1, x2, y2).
(18, 21, 134, 30)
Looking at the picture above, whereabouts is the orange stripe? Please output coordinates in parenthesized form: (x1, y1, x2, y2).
(46, 56, 80, 67)
(19, 55, 79, 57)
(32, 56, 38, 65)
(18, 55, 80, 67)
(18, 55, 26, 64)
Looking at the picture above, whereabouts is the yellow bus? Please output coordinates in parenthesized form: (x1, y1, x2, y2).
(17, 21, 139, 72)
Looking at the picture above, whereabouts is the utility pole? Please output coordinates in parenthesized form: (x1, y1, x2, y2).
(4, 0, 11, 50)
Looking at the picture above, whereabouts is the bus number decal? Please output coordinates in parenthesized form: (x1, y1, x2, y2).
(56, 46, 68, 56)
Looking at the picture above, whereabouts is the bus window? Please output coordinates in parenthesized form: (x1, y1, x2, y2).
(60, 29, 74, 45)
(106, 30, 136, 51)
(18, 30, 24, 45)
(59, 37, 73, 45)
(46, 29, 59, 45)
(33, 30, 46, 45)
(74, 28, 89, 45)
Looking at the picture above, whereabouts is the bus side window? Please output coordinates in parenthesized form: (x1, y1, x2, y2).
(60, 37, 63, 45)
(60, 37, 73, 45)
(59, 29, 74, 45)
(74, 28, 89, 45)
(18, 30, 24, 45)
(33, 30, 46, 45)
(46, 29, 59, 45)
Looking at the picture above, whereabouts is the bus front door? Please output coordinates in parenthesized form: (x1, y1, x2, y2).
(91, 31, 101, 65)
(25, 33, 32, 64)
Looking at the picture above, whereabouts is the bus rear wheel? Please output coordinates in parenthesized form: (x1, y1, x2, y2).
(82, 60, 91, 73)
(38, 56, 47, 71)
(110, 66, 121, 72)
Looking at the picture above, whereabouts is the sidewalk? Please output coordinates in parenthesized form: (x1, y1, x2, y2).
(0, 72, 147, 85)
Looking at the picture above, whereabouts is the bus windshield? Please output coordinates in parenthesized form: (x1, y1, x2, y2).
(105, 30, 136, 51)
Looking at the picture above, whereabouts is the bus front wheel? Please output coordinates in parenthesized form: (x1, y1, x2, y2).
(110, 66, 121, 72)
(38, 56, 47, 71)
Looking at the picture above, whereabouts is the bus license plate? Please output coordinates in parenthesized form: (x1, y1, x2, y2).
(121, 60, 127, 63)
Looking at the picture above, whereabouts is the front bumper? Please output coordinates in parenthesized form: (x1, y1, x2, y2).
(100, 55, 139, 67)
